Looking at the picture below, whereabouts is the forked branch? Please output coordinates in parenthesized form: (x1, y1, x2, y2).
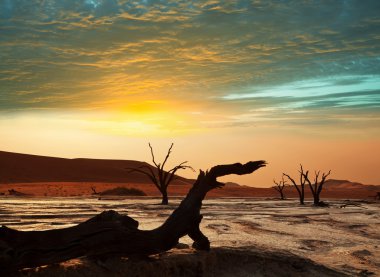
(0, 160, 266, 272)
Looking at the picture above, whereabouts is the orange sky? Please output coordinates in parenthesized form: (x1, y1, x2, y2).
(1, 113, 379, 186)
(0, 1, 379, 186)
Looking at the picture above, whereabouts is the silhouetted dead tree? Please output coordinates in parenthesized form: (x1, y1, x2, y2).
(0, 161, 266, 272)
(90, 186, 98, 195)
(272, 176, 287, 200)
(283, 165, 308, 205)
(302, 169, 331, 206)
(127, 143, 194, 205)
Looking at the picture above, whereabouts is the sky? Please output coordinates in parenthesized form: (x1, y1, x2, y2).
(0, 0, 379, 186)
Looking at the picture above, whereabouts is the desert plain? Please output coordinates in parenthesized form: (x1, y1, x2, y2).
(0, 152, 379, 276)
(0, 194, 379, 276)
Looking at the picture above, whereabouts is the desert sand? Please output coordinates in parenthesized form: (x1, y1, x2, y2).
(1, 151, 379, 275)
(0, 181, 378, 200)
(1, 197, 379, 276)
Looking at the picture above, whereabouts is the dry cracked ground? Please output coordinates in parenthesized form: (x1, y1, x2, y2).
(0, 197, 379, 276)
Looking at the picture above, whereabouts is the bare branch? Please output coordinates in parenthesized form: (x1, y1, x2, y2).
(283, 173, 297, 188)
(281, 175, 287, 186)
(321, 170, 331, 181)
(209, 161, 266, 178)
(126, 167, 160, 190)
(317, 170, 331, 195)
(129, 143, 196, 204)
(0, 160, 266, 271)
(161, 143, 174, 170)
(148, 143, 159, 168)
(284, 170, 304, 204)
(314, 170, 320, 185)
(272, 186, 280, 192)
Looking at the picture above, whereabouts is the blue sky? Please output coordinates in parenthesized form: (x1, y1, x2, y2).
(0, 0, 379, 185)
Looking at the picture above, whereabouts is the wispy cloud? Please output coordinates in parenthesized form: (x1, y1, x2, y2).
(222, 75, 380, 100)
(0, 0, 379, 133)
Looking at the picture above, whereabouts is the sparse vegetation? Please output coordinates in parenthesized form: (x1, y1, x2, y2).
(127, 143, 193, 204)
(100, 187, 146, 196)
(0, 161, 266, 271)
(283, 165, 331, 206)
(272, 176, 287, 200)
(8, 189, 30, 196)
(302, 169, 331, 206)
(90, 186, 98, 195)
(373, 192, 380, 201)
(283, 165, 308, 205)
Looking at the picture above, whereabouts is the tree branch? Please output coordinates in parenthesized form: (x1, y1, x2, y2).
(126, 167, 160, 191)
(0, 160, 266, 272)
(148, 143, 160, 168)
(161, 143, 174, 170)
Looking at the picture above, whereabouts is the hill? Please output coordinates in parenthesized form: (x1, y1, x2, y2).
(0, 151, 379, 199)
(279, 179, 380, 200)
(323, 179, 380, 191)
(0, 151, 193, 185)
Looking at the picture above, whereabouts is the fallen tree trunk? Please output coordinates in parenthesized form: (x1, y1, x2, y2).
(0, 161, 266, 271)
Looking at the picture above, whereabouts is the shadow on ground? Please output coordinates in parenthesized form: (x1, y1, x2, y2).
(18, 247, 347, 277)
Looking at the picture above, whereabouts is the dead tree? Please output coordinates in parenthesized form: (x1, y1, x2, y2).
(303, 170, 331, 206)
(90, 186, 98, 195)
(272, 176, 286, 200)
(283, 165, 308, 205)
(128, 143, 193, 205)
(0, 161, 266, 272)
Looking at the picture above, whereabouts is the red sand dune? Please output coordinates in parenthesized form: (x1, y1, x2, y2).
(0, 150, 192, 185)
(0, 151, 379, 199)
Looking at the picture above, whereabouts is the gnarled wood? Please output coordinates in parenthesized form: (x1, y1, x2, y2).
(0, 161, 266, 271)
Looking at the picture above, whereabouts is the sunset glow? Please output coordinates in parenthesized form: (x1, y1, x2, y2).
(1, 1, 379, 186)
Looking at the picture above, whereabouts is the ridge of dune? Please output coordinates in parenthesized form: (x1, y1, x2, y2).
(0, 150, 193, 185)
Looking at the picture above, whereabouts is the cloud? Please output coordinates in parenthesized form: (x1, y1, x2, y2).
(222, 75, 380, 99)
(0, 0, 379, 132)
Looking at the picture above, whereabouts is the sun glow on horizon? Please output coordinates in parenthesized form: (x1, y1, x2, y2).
(0, 1, 379, 186)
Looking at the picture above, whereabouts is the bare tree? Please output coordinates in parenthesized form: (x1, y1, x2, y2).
(128, 143, 193, 205)
(90, 186, 98, 195)
(0, 161, 266, 271)
(272, 176, 287, 200)
(283, 165, 308, 205)
(303, 170, 331, 206)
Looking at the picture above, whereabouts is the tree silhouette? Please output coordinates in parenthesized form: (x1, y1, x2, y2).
(283, 165, 308, 205)
(0, 161, 266, 271)
(272, 176, 287, 200)
(90, 186, 98, 195)
(127, 143, 193, 205)
(303, 169, 331, 206)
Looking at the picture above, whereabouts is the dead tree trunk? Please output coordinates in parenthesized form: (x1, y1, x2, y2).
(283, 165, 308, 205)
(303, 170, 331, 206)
(161, 190, 169, 205)
(0, 161, 266, 272)
(127, 143, 194, 205)
(272, 176, 287, 200)
(376, 192, 380, 201)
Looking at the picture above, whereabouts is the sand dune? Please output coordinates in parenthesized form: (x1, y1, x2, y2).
(0, 181, 378, 200)
(0, 150, 192, 185)
(1, 151, 379, 200)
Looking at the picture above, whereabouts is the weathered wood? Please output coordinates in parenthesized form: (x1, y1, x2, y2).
(0, 161, 266, 271)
